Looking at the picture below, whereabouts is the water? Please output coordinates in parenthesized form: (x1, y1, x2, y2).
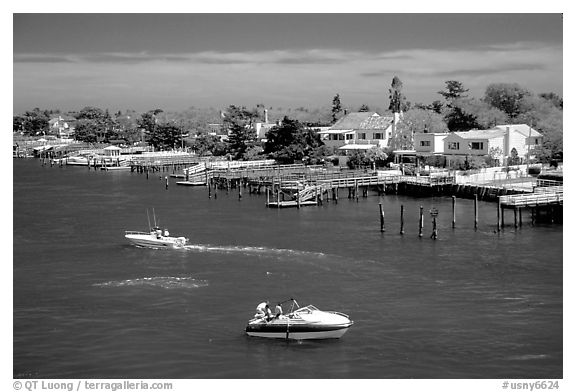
(13, 159, 563, 379)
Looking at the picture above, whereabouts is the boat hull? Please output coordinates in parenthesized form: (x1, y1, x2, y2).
(246, 323, 351, 340)
(125, 232, 187, 249)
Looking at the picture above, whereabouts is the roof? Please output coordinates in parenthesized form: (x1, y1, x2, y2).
(330, 112, 393, 131)
(494, 124, 543, 137)
(451, 129, 507, 140)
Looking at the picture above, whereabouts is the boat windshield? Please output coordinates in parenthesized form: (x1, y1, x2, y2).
(293, 305, 318, 314)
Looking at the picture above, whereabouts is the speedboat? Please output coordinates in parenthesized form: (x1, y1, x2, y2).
(125, 227, 188, 249)
(245, 299, 353, 340)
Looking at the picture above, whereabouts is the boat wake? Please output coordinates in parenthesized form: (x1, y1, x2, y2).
(94, 276, 209, 289)
(183, 244, 327, 259)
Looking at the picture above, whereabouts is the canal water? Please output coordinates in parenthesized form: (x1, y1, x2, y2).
(13, 159, 563, 379)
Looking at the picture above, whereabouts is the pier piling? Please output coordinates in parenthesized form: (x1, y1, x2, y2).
(379, 203, 385, 232)
(418, 206, 424, 238)
(400, 205, 405, 235)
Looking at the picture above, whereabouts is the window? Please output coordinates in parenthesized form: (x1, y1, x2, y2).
(469, 142, 484, 150)
(448, 142, 460, 150)
(420, 140, 431, 147)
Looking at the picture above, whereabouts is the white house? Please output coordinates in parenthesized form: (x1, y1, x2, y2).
(493, 124, 543, 159)
(413, 132, 450, 155)
(318, 112, 396, 152)
(48, 116, 75, 138)
(415, 124, 544, 165)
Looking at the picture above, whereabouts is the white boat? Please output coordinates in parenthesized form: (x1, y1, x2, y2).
(125, 210, 188, 249)
(245, 299, 353, 340)
(125, 227, 188, 249)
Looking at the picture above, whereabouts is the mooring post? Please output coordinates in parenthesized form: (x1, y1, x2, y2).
(497, 198, 501, 231)
(379, 202, 385, 232)
(430, 207, 438, 240)
(452, 196, 456, 228)
(400, 205, 405, 235)
(474, 194, 478, 230)
(418, 206, 424, 238)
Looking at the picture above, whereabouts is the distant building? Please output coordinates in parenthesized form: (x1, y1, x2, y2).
(318, 112, 398, 152)
(413, 124, 543, 165)
(48, 116, 75, 139)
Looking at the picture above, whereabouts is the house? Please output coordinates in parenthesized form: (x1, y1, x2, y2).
(48, 116, 75, 139)
(413, 132, 450, 156)
(318, 112, 396, 152)
(414, 124, 543, 165)
(493, 124, 543, 159)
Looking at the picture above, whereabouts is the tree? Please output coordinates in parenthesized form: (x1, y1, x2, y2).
(331, 94, 343, 123)
(264, 116, 324, 164)
(223, 105, 259, 160)
(388, 76, 407, 113)
(17, 108, 50, 135)
(438, 80, 469, 107)
(146, 123, 183, 150)
(190, 133, 228, 156)
(389, 108, 448, 150)
(483, 83, 533, 118)
(538, 92, 563, 110)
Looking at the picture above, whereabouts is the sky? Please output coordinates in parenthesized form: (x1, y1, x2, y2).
(12, 11, 564, 115)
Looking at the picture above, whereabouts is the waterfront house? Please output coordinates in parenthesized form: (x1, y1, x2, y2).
(48, 116, 75, 139)
(318, 112, 396, 152)
(416, 124, 543, 165)
(413, 132, 450, 156)
(493, 124, 543, 160)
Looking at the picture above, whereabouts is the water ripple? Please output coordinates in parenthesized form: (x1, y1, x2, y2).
(93, 276, 209, 289)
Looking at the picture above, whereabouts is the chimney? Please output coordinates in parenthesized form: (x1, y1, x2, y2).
(264, 109, 268, 124)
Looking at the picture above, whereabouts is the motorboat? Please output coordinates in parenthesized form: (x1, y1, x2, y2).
(124, 227, 188, 249)
(245, 299, 353, 340)
(125, 209, 188, 249)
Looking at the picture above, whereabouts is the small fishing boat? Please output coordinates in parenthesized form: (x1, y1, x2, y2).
(245, 299, 353, 340)
(125, 209, 188, 249)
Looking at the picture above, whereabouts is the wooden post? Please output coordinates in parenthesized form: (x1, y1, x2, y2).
(474, 195, 478, 230)
(379, 203, 385, 232)
(400, 205, 405, 235)
(451, 196, 456, 228)
(431, 216, 438, 240)
(497, 198, 501, 231)
(418, 206, 424, 238)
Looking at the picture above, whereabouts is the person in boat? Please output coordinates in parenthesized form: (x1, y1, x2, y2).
(274, 303, 283, 318)
(255, 301, 272, 320)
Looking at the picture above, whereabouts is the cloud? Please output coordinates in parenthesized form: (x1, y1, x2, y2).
(13, 43, 562, 113)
